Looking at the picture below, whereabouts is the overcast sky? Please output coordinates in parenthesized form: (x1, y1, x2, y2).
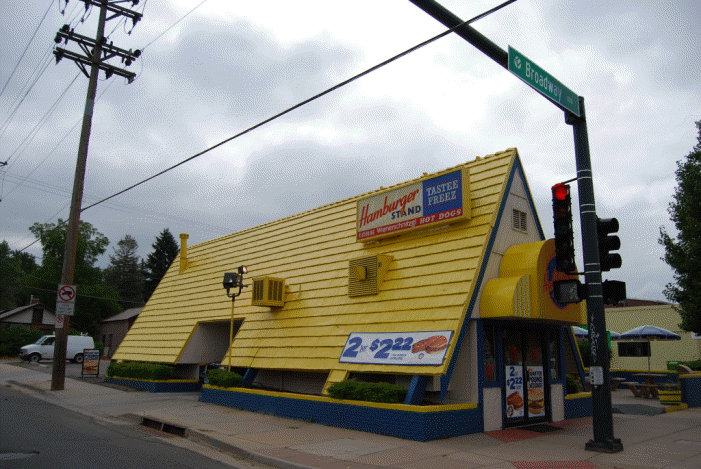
(1, 0, 700, 303)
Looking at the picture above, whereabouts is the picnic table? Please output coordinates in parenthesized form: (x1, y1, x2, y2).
(621, 373, 668, 398)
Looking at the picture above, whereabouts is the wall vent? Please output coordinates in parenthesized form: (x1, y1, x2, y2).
(252, 277, 286, 307)
(348, 254, 393, 297)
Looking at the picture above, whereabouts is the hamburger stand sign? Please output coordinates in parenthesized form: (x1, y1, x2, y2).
(356, 169, 470, 242)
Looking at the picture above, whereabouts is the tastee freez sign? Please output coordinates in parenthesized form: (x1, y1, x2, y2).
(356, 168, 470, 241)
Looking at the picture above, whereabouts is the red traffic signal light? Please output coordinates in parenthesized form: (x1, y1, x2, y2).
(552, 183, 569, 201)
(552, 183, 576, 273)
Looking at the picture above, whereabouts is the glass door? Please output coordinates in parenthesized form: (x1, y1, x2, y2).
(503, 328, 548, 427)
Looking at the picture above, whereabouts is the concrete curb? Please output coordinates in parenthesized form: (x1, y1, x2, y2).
(121, 412, 316, 469)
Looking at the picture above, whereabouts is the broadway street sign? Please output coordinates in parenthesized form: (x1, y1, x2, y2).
(508, 45, 580, 117)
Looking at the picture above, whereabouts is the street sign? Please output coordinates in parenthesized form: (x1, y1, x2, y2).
(508, 46, 580, 117)
(56, 284, 76, 316)
(55, 314, 65, 329)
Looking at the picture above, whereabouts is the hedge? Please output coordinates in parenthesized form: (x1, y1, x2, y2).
(206, 369, 242, 388)
(106, 362, 174, 380)
(326, 380, 407, 404)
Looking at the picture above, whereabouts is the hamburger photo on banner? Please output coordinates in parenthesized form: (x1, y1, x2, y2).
(528, 387, 545, 415)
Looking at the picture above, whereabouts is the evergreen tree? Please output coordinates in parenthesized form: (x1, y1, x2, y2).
(143, 228, 179, 300)
(659, 120, 701, 334)
(104, 235, 144, 308)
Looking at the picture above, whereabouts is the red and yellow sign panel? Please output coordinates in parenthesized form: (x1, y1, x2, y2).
(357, 168, 470, 241)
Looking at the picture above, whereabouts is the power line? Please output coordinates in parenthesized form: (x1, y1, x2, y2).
(141, 0, 206, 51)
(82, 0, 516, 212)
(0, 0, 56, 98)
(3, 73, 81, 170)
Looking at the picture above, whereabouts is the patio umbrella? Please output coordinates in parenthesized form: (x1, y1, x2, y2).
(618, 325, 681, 371)
(572, 326, 620, 340)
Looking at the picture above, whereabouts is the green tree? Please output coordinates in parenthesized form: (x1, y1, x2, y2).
(0, 241, 38, 310)
(26, 220, 120, 336)
(104, 234, 144, 308)
(659, 120, 701, 334)
(143, 228, 179, 300)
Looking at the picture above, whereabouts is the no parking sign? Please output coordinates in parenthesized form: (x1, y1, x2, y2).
(56, 284, 76, 316)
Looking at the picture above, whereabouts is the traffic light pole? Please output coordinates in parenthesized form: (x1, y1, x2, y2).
(567, 99, 622, 452)
(410, 0, 621, 452)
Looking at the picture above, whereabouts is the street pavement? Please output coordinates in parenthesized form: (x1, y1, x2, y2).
(2, 361, 701, 469)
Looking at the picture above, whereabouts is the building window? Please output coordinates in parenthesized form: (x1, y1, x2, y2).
(618, 342, 650, 357)
(512, 209, 527, 232)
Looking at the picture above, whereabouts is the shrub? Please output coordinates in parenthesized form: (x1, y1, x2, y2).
(326, 380, 407, 404)
(0, 326, 45, 357)
(668, 359, 701, 371)
(206, 368, 242, 388)
(577, 340, 611, 368)
(566, 373, 581, 394)
(106, 361, 174, 380)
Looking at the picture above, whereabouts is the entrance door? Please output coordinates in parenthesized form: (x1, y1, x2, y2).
(503, 328, 548, 427)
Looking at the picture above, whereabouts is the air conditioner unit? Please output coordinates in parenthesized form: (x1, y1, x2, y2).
(252, 276, 286, 307)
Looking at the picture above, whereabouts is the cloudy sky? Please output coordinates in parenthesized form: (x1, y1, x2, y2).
(1, 0, 700, 302)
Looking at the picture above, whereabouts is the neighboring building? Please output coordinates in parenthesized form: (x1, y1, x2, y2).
(0, 298, 55, 330)
(99, 307, 141, 357)
(113, 149, 587, 438)
(607, 304, 701, 371)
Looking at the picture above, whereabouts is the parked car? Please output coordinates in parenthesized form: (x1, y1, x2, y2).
(19, 334, 95, 363)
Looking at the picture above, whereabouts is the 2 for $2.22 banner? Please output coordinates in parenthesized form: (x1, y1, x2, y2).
(339, 331, 452, 366)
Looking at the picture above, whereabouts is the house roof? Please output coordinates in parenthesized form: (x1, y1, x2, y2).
(102, 307, 142, 323)
(113, 149, 520, 375)
(0, 303, 54, 322)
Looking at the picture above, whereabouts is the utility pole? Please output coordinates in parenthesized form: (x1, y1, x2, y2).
(409, 0, 622, 453)
(51, 0, 142, 391)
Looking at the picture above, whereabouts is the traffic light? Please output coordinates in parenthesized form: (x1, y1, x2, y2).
(552, 183, 576, 273)
(597, 217, 621, 271)
(602, 279, 626, 305)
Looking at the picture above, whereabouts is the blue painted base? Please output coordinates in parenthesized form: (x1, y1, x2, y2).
(564, 395, 592, 419)
(105, 377, 201, 393)
(680, 375, 701, 407)
(199, 388, 481, 442)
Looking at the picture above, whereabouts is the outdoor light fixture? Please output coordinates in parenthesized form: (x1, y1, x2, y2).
(223, 266, 248, 298)
(222, 266, 248, 372)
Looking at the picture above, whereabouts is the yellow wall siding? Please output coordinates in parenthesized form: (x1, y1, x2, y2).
(606, 305, 701, 370)
(113, 149, 518, 377)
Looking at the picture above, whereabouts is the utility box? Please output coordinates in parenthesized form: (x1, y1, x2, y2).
(348, 254, 393, 297)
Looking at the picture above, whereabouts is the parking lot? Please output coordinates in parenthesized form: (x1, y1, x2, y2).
(10, 357, 111, 380)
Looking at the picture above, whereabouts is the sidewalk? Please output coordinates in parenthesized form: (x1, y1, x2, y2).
(3, 362, 700, 469)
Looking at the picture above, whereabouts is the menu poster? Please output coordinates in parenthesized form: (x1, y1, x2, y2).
(527, 366, 545, 417)
(505, 365, 524, 419)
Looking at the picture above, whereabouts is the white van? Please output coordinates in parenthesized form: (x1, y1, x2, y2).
(19, 334, 95, 363)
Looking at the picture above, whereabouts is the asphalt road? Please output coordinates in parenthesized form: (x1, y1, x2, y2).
(0, 385, 269, 469)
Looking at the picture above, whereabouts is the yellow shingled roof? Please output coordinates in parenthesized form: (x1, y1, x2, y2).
(113, 149, 518, 375)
